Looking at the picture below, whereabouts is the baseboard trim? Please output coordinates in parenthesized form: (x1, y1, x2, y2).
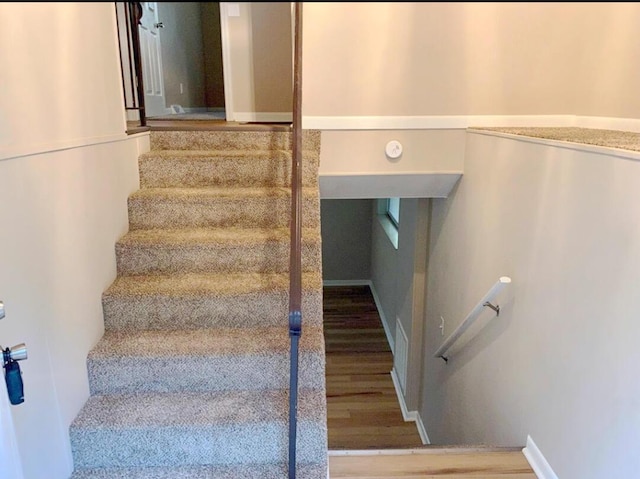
(390, 368, 415, 422)
(303, 115, 575, 131)
(234, 112, 292, 123)
(415, 412, 431, 446)
(522, 435, 559, 479)
(390, 368, 430, 445)
(367, 281, 395, 353)
(303, 114, 640, 133)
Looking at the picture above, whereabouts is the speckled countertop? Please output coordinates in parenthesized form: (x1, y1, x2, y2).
(470, 127, 640, 153)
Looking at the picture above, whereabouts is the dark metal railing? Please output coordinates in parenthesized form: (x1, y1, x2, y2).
(115, 2, 146, 128)
(288, 3, 303, 478)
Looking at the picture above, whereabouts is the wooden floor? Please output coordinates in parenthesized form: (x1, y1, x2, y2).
(127, 119, 291, 134)
(328, 449, 536, 478)
(323, 285, 423, 449)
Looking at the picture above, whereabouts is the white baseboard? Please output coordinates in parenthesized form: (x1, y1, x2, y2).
(415, 412, 431, 445)
(390, 368, 415, 422)
(390, 368, 430, 445)
(522, 435, 559, 479)
(367, 281, 395, 353)
(234, 112, 292, 123)
(303, 115, 575, 131)
(303, 114, 640, 133)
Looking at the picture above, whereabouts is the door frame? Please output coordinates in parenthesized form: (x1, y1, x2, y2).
(0, 391, 23, 479)
(219, 2, 235, 121)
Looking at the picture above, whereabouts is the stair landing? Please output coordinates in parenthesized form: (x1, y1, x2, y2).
(329, 448, 535, 478)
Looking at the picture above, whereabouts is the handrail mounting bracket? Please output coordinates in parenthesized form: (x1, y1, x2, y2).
(483, 301, 500, 316)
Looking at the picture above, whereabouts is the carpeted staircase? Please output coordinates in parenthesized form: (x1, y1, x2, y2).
(69, 129, 327, 478)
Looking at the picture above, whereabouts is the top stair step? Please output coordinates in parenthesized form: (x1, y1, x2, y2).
(150, 130, 321, 153)
(138, 150, 319, 188)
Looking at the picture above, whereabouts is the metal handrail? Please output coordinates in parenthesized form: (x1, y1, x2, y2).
(434, 277, 512, 362)
(288, 3, 303, 478)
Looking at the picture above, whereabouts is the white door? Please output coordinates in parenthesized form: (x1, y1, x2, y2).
(0, 383, 23, 479)
(138, 2, 167, 117)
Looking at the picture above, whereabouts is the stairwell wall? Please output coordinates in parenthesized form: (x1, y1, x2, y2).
(0, 3, 146, 478)
(421, 131, 640, 479)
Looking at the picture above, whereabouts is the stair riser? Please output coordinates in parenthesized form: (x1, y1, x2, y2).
(150, 130, 321, 153)
(103, 292, 323, 331)
(139, 156, 319, 188)
(71, 420, 327, 468)
(88, 351, 324, 395)
(128, 196, 320, 230)
(116, 241, 321, 275)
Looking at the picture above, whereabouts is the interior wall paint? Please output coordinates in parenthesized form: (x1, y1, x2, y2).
(157, 2, 206, 108)
(0, 3, 126, 157)
(320, 199, 373, 281)
(370, 199, 430, 412)
(0, 136, 145, 479)
(370, 203, 398, 342)
(395, 199, 430, 412)
(201, 2, 226, 108)
(573, 3, 640, 119)
(225, 2, 292, 115)
(421, 131, 640, 479)
(318, 130, 465, 176)
(318, 130, 465, 199)
(0, 3, 147, 477)
(302, 3, 639, 120)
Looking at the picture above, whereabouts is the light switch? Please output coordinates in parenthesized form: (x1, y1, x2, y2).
(227, 3, 240, 17)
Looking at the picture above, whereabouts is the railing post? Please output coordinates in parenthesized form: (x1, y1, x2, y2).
(288, 2, 303, 479)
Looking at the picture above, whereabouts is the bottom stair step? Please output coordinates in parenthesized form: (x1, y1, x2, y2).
(70, 390, 327, 469)
(70, 463, 327, 479)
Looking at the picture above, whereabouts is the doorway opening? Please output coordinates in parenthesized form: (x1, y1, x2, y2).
(115, 2, 226, 129)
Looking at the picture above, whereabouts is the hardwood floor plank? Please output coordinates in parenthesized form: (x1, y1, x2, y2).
(324, 285, 422, 450)
(329, 451, 536, 478)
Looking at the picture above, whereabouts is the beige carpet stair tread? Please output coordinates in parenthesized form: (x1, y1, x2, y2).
(150, 129, 321, 152)
(71, 464, 327, 479)
(70, 390, 327, 468)
(90, 327, 325, 358)
(87, 327, 326, 394)
(104, 271, 322, 297)
(138, 149, 319, 188)
(130, 186, 319, 200)
(117, 227, 320, 246)
(72, 390, 326, 429)
(139, 149, 319, 161)
(115, 227, 322, 275)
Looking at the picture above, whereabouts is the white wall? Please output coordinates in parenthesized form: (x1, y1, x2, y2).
(421, 131, 640, 478)
(303, 2, 640, 120)
(223, 2, 292, 120)
(0, 4, 145, 478)
(0, 139, 145, 479)
(0, 3, 127, 160)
